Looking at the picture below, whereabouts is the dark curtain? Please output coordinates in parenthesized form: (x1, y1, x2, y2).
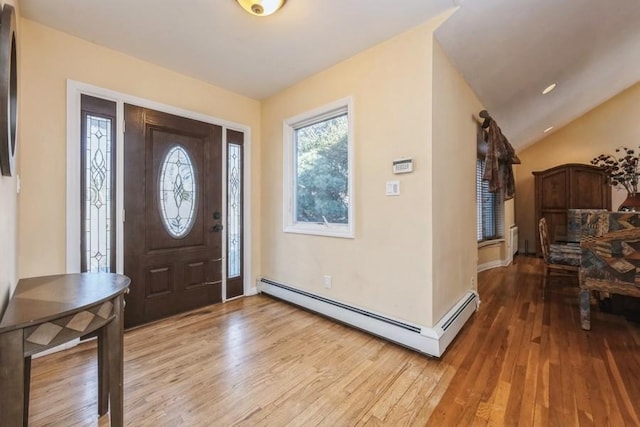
(478, 111, 519, 200)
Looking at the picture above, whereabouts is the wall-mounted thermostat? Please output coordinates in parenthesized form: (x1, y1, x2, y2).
(392, 158, 413, 174)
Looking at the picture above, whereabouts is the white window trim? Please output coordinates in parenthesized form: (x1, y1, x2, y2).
(282, 97, 355, 238)
(66, 80, 256, 298)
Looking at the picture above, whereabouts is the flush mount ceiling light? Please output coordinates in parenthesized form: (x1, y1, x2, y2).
(236, 0, 286, 16)
(542, 83, 557, 95)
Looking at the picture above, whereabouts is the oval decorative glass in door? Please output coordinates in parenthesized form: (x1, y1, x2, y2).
(158, 146, 197, 238)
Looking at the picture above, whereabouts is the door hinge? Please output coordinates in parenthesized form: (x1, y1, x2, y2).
(122, 119, 125, 133)
(122, 209, 126, 222)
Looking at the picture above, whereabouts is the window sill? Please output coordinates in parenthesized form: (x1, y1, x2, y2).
(478, 238, 505, 249)
(284, 223, 354, 239)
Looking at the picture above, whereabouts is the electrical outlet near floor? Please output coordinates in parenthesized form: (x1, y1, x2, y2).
(323, 275, 332, 289)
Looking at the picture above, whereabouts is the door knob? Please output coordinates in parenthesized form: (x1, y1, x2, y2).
(211, 224, 224, 232)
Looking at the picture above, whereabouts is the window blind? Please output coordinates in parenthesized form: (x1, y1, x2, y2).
(476, 159, 504, 242)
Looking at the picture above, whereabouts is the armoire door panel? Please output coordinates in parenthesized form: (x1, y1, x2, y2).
(533, 163, 611, 256)
(539, 171, 568, 209)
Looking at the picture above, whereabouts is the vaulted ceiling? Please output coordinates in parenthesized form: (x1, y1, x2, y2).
(435, 0, 640, 150)
(20, 0, 640, 151)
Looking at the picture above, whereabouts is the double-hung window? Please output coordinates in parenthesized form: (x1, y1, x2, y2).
(476, 159, 503, 242)
(283, 97, 354, 238)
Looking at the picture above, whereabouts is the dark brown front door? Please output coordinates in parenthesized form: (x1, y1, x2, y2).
(123, 104, 223, 328)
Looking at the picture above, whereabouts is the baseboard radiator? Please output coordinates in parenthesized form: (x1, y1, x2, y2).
(258, 278, 478, 358)
(510, 226, 519, 256)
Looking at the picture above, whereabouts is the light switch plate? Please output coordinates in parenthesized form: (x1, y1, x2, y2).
(386, 180, 400, 196)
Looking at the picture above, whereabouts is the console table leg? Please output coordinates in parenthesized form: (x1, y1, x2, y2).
(97, 328, 109, 416)
(0, 329, 25, 426)
(24, 356, 31, 426)
(580, 289, 591, 330)
(107, 294, 124, 427)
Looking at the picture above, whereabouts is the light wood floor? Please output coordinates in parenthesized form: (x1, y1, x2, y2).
(28, 256, 640, 426)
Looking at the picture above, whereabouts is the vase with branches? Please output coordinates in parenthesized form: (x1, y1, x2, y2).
(592, 146, 640, 210)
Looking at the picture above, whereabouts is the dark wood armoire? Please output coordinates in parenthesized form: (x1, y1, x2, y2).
(533, 163, 611, 255)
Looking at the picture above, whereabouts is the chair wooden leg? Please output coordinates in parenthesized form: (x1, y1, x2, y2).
(580, 289, 591, 330)
(542, 266, 550, 298)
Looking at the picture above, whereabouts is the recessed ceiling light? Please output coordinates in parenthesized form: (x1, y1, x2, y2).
(543, 126, 554, 133)
(542, 83, 557, 95)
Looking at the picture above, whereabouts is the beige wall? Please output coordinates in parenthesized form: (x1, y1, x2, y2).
(260, 12, 455, 327)
(18, 19, 261, 281)
(0, 0, 20, 314)
(516, 82, 640, 253)
(477, 242, 502, 266)
(11, 8, 492, 329)
(431, 40, 483, 321)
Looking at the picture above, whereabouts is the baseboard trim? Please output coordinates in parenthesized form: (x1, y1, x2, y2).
(257, 278, 478, 358)
(478, 257, 512, 272)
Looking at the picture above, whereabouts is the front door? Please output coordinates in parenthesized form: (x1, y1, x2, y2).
(123, 104, 223, 328)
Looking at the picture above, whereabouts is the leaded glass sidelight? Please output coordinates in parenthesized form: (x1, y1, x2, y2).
(227, 143, 242, 278)
(84, 114, 113, 272)
(159, 146, 197, 238)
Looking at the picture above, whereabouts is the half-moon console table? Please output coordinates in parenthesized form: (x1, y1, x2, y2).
(0, 273, 130, 426)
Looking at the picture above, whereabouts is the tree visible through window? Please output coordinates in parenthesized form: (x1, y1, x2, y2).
(295, 113, 348, 224)
(284, 97, 354, 238)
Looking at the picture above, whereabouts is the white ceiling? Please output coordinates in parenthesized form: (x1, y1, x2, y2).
(436, 0, 640, 150)
(19, 0, 640, 151)
(19, 0, 453, 99)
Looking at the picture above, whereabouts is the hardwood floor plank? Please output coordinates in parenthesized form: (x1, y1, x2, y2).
(428, 257, 640, 426)
(602, 339, 640, 425)
(26, 256, 640, 426)
(567, 329, 595, 426)
(485, 379, 511, 425)
(516, 299, 543, 425)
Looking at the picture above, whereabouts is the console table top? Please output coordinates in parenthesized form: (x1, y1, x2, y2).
(0, 273, 130, 332)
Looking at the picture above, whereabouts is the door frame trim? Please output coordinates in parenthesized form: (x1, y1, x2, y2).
(66, 80, 254, 300)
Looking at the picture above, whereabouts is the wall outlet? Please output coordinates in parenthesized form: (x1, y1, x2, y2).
(323, 275, 332, 289)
